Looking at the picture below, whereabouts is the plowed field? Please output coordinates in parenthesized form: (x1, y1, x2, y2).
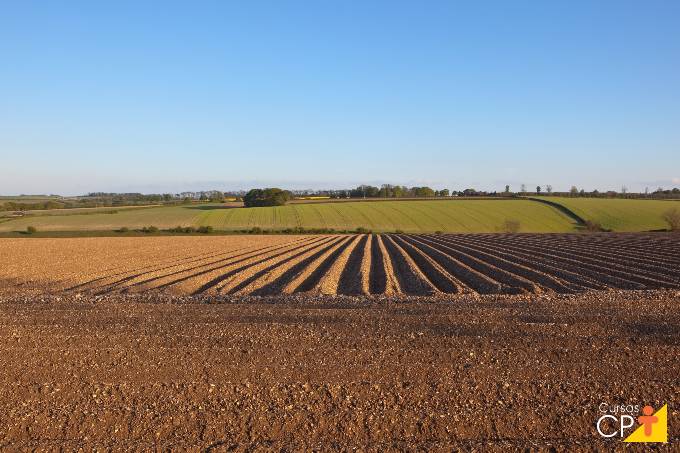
(1, 235, 679, 449)
(2, 233, 679, 296)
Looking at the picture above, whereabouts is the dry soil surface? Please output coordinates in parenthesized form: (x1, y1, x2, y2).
(0, 291, 678, 450)
(1, 233, 679, 297)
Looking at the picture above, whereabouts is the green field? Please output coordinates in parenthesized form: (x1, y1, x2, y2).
(546, 197, 680, 232)
(0, 199, 577, 233)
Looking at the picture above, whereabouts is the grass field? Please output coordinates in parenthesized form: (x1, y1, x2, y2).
(0, 204, 164, 218)
(547, 197, 680, 232)
(0, 199, 577, 233)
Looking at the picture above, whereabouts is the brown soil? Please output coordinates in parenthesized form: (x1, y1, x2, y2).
(1, 233, 679, 449)
(1, 233, 679, 296)
(0, 291, 678, 450)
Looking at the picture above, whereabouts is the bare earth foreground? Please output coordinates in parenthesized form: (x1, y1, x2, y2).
(0, 235, 679, 449)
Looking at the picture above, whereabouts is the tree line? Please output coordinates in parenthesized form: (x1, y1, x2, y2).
(509, 185, 680, 199)
(328, 185, 494, 199)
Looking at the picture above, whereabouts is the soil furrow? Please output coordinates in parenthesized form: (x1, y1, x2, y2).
(336, 234, 370, 295)
(444, 235, 600, 292)
(253, 237, 349, 296)
(418, 235, 540, 294)
(529, 234, 680, 263)
(435, 235, 644, 290)
(371, 234, 400, 295)
(293, 236, 357, 293)
(504, 236, 680, 280)
(76, 243, 280, 293)
(389, 234, 462, 294)
(381, 235, 438, 295)
(412, 236, 577, 293)
(395, 235, 502, 294)
(478, 236, 679, 288)
(98, 237, 316, 294)
(219, 237, 342, 295)
(142, 237, 329, 294)
(316, 235, 365, 295)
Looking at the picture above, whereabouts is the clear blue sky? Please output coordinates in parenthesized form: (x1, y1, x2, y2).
(1, 1, 679, 195)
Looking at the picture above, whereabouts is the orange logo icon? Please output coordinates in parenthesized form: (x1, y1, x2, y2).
(638, 405, 658, 437)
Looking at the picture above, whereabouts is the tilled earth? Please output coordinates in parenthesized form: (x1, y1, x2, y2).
(1, 233, 680, 297)
(0, 290, 678, 450)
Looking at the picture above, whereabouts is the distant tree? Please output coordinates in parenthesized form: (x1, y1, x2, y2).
(569, 186, 579, 196)
(621, 185, 628, 194)
(546, 185, 553, 194)
(411, 186, 435, 197)
(392, 186, 406, 198)
(439, 189, 450, 197)
(579, 189, 585, 196)
(351, 185, 380, 198)
(504, 185, 510, 194)
(243, 188, 292, 207)
(662, 208, 680, 232)
(536, 186, 541, 194)
(209, 191, 224, 202)
(520, 184, 526, 194)
(199, 194, 208, 201)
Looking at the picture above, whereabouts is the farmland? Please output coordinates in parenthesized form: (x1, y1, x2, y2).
(1, 232, 680, 448)
(545, 197, 680, 231)
(0, 204, 162, 218)
(0, 199, 577, 233)
(2, 233, 678, 296)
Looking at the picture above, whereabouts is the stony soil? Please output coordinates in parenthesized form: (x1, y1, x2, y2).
(0, 290, 678, 450)
(1, 234, 678, 449)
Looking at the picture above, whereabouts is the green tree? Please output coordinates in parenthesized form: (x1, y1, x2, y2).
(243, 188, 292, 207)
(411, 186, 435, 197)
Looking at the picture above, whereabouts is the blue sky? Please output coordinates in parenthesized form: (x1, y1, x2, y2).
(1, 1, 679, 195)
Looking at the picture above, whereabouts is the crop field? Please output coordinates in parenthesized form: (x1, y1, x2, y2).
(0, 204, 205, 231)
(0, 204, 164, 218)
(0, 199, 577, 233)
(2, 233, 678, 296)
(546, 197, 680, 231)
